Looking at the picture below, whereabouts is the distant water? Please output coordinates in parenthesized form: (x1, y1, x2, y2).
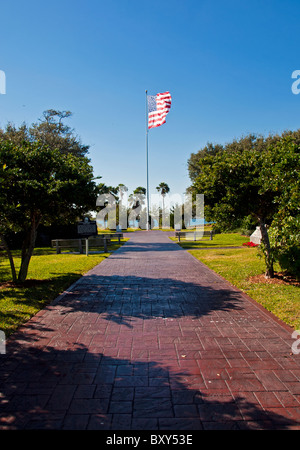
(127, 218, 214, 228)
(188, 218, 215, 226)
(99, 218, 215, 229)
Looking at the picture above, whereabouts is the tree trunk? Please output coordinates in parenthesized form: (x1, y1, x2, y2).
(0, 234, 17, 283)
(17, 214, 41, 283)
(258, 218, 274, 278)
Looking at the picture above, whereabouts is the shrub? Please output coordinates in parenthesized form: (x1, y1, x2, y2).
(269, 215, 300, 279)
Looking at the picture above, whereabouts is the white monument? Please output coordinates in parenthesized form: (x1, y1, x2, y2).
(250, 226, 262, 245)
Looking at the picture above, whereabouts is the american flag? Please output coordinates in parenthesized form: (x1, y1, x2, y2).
(147, 91, 172, 129)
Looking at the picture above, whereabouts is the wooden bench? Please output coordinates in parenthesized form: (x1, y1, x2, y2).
(51, 237, 111, 254)
(86, 237, 111, 252)
(175, 230, 214, 242)
(98, 233, 123, 243)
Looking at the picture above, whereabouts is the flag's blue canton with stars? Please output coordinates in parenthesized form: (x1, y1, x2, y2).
(147, 95, 157, 113)
(147, 91, 172, 129)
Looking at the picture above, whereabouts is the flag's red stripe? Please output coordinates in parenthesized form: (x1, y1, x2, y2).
(148, 91, 171, 129)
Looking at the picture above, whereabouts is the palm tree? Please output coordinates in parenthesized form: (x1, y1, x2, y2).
(156, 182, 170, 228)
(128, 187, 147, 228)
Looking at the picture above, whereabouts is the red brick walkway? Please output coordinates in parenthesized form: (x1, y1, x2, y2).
(1, 231, 300, 429)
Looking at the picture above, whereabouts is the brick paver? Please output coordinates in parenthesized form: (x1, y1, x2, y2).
(1, 230, 300, 429)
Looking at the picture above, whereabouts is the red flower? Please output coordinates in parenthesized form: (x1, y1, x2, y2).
(243, 241, 259, 247)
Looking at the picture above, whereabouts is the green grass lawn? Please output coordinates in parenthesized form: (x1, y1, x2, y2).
(170, 231, 247, 248)
(0, 241, 125, 336)
(97, 228, 137, 233)
(179, 233, 300, 330)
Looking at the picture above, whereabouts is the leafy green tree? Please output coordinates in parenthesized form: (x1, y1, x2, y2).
(189, 138, 279, 277)
(189, 132, 300, 278)
(133, 186, 146, 196)
(188, 143, 224, 185)
(0, 141, 98, 283)
(0, 109, 89, 157)
(128, 187, 146, 208)
(260, 137, 300, 278)
(187, 131, 300, 187)
(96, 183, 126, 229)
(128, 187, 147, 228)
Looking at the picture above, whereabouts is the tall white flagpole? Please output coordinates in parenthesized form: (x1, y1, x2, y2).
(145, 90, 150, 231)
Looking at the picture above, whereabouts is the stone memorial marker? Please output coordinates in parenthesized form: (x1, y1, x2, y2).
(250, 226, 262, 245)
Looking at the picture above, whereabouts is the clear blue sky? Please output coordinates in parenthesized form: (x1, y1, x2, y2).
(1, 0, 300, 198)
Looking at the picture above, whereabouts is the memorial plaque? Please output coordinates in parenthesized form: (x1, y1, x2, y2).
(77, 218, 98, 237)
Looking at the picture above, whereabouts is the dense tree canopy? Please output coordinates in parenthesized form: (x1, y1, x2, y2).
(0, 109, 89, 157)
(188, 130, 300, 184)
(0, 127, 98, 283)
(188, 131, 300, 278)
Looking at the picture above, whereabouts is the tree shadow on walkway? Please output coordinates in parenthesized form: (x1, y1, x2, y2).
(0, 341, 298, 430)
(1, 263, 300, 430)
(55, 273, 246, 329)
